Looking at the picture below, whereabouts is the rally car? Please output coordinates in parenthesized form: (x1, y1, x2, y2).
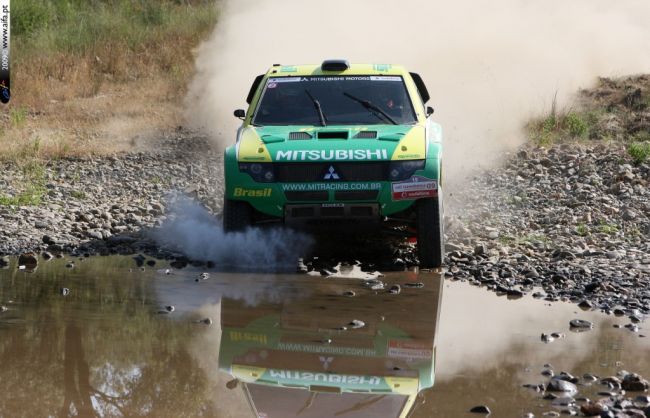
(223, 60, 443, 267)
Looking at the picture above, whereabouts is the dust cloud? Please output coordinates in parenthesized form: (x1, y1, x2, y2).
(185, 0, 650, 180)
(151, 195, 312, 269)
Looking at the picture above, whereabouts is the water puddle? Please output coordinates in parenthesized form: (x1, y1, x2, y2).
(0, 256, 648, 417)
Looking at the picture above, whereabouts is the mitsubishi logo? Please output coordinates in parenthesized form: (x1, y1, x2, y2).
(324, 166, 340, 180)
(319, 356, 334, 370)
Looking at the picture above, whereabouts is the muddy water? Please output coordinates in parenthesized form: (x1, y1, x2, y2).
(0, 256, 648, 418)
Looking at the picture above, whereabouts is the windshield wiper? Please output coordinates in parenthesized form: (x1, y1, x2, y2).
(342, 92, 397, 125)
(305, 89, 327, 126)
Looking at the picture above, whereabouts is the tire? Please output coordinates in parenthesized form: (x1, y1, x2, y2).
(417, 192, 444, 268)
(223, 199, 252, 232)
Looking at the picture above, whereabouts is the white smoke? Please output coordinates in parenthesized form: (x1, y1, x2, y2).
(151, 195, 313, 269)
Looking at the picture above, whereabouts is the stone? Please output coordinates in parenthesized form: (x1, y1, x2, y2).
(348, 319, 365, 329)
(622, 373, 650, 391)
(569, 319, 593, 329)
(546, 378, 578, 394)
(580, 402, 608, 416)
(469, 405, 491, 414)
(388, 284, 401, 294)
(18, 252, 38, 268)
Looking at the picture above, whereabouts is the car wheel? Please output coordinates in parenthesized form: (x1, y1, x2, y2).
(223, 199, 252, 232)
(417, 192, 444, 268)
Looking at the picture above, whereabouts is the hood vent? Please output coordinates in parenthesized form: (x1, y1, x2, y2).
(317, 131, 348, 139)
(288, 132, 312, 140)
(354, 131, 378, 139)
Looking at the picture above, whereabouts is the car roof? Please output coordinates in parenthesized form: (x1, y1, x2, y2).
(265, 63, 409, 77)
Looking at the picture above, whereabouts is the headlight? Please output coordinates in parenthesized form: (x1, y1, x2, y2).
(239, 163, 275, 182)
(388, 160, 425, 181)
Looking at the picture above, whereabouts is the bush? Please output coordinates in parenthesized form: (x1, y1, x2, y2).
(11, 0, 52, 36)
(564, 112, 588, 138)
(628, 142, 650, 165)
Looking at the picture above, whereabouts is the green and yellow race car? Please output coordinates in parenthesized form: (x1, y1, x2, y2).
(224, 60, 443, 267)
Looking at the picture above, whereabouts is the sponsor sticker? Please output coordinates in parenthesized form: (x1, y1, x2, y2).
(391, 175, 437, 201)
(276, 149, 388, 161)
(268, 369, 383, 386)
(229, 331, 268, 344)
(233, 187, 272, 198)
(370, 76, 401, 81)
(388, 340, 433, 360)
(282, 182, 381, 192)
(267, 77, 301, 83)
(267, 82, 277, 89)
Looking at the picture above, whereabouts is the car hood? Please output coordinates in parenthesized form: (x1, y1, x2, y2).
(236, 124, 426, 163)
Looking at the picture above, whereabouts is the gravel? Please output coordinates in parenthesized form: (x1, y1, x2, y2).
(444, 142, 650, 314)
(0, 131, 223, 257)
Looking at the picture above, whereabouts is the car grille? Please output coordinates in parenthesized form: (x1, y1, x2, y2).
(284, 191, 329, 201)
(274, 162, 389, 182)
(334, 190, 379, 201)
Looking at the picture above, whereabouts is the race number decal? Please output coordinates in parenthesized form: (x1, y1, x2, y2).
(391, 175, 437, 200)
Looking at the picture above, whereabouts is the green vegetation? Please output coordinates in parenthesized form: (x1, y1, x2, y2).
(70, 190, 87, 200)
(9, 107, 28, 128)
(627, 141, 650, 164)
(0, 161, 47, 207)
(12, 0, 217, 94)
(596, 223, 619, 235)
(529, 109, 590, 146)
(13, 0, 217, 57)
(575, 223, 588, 236)
(528, 77, 648, 146)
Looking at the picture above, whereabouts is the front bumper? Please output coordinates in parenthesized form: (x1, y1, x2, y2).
(224, 157, 439, 220)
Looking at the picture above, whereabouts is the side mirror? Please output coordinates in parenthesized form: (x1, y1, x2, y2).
(426, 106, 434, 117)
(234, 109, 246, 119)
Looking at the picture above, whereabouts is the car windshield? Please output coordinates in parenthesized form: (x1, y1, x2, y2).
(252, 76, 418, 126)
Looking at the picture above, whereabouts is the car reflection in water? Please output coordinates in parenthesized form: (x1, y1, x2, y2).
(217, 271, 443, 418)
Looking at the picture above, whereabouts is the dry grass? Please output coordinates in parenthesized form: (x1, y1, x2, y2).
(0, 0, 218, 161)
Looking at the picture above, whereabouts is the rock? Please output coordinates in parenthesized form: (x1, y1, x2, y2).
(65, 262, 74, 268)
(578, 300, 593, 310)
(41, 251, 53, 260)
(0, 306, 8, 313)
(60, 288, 70, 296)
(86, 229, 104, 240)
(469, 405, 491, 414)
(388, 284, 401, 294)
(622, 373, 650, 391)
(198, 317, 212, 325)
(569, 319, 593, 329)
(474, 244, 487, 256)
(364, 279, 384, 291)
(18, 252, 38, 268)
(622, 209, 638, 221)
(348, 319, 365, 329)
(342, 290, 356, 297)
(403, 282, 424, 288)
(106, 235, 137, 247)
(580, 402, 608, 416)
(0, 256, 9, 268)
(42, 235, 56, 245)
(546, 378, 578, 394)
